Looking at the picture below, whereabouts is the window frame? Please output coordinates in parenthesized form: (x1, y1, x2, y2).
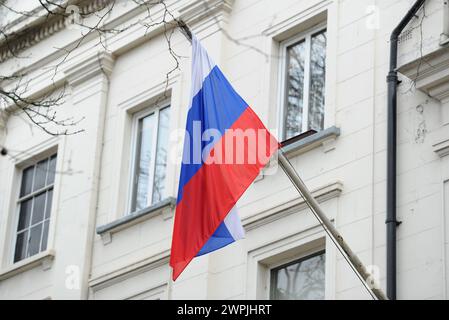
(278, 23, 327, 141)
(127, 101, 170, 215)
(12, 153, 56, 264)
(269, 249, 326, 300)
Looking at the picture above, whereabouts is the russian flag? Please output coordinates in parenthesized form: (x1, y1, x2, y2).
(170, 35, 279, 280)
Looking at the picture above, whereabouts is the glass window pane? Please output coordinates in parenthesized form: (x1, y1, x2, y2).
(46, 155, 57, 185)
(14, 230, 28, 263)
(31, 192, 46, 225)
(152, 107, 170, 204)
(45, 190, 53, 219)
(17, 199, 32, 231)
(33, 159, 48, 191)
(308, 30, 327, 132)
(284, 40, 306, 140)
(41, 220, 50, 251)
(133, 113, 155, 211)
(27, 223, 43, 257)
(20, 166, 34, 197)
(271, 252, 325, 300)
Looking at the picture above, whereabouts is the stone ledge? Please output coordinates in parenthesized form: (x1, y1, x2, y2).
(179, 0, 234, 26)
(96, 197, 176, 245)
(398, 45, 449, 102)
(89, 250, 169, 292)
(282, 126, 340, 157)
(242, 181, 343, 231)
(433, 138, 449, 158)
(63, 51, 115, 87)
(0, 249, 55, 281)
(0, 0, 113, 63)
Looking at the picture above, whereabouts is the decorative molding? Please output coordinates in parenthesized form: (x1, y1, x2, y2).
(0, 0, 113, 63)
(10, 136, 59, 167)
(0, 250, 55, 281)
(117, 73, 179, 112)
(433, 137, 449, 158)
(1, 0, 225, 109)
(0, 17, 65, 63)
(179, 0, 234, 26)
(63, 51, 115, 87)
(89, 249, 170, 292)
(96, 197, 176, 245)
(245, 226, 326, 299)
(242, 181, 343, 231)
(398, 45, 449, 103)
(261, 0, 329, 40)
(125, 283, 167, 300)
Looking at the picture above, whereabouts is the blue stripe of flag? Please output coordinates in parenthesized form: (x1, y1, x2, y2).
(177, 66, 248, 204)
(196, 222, 235, 256)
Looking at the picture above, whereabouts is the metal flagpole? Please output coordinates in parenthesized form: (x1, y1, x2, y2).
(177, 19, 387, 300)
(277, 150, 387, 300)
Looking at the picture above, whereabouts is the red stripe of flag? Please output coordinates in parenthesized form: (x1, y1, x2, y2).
(170, 107, 279, 280)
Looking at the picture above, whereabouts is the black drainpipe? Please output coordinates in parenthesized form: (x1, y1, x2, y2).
(386, 0, 426, 300)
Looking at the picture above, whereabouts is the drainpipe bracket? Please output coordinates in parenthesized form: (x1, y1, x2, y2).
(387, 73, 398, 82)
(385, 219, 402, 227)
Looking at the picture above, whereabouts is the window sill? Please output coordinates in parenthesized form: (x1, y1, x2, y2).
(96, 197, 176, 245)
(441, 34, 449, 46)
(281, 126, 340, 157)
(0, 249, 55, 281)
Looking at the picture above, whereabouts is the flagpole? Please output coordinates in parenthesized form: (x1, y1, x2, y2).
(176, 20, 387, 300)
(276, 150, 387, 300)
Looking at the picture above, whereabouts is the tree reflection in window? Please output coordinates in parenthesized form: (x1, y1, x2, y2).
(152, 107, 170, 204)
(285, 40, 306, 139)
(308, 31, 326, 132)
(134, 114, 155, 211)
(271, 251, 325, 300)
(132, 105, 170, 213)
(283, 29, 327, 140)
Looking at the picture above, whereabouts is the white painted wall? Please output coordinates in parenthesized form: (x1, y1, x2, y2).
(0, 0, 448, 300)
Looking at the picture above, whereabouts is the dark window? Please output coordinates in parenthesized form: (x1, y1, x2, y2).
(283, 29, 327, 140)
(270, 251, 325, 300)
(14, 154, 56, 263)
(131, 106, 170, 212)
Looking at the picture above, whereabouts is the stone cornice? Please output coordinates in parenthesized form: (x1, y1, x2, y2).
(0, 0, 232, 109)
(63, 51, 115, 87)
(433, 138, 449, 158)
(0, 0, 112, 63)
(0, 0, 235, 64)
(88, 249, 170, 292)
(398, 44, 449, 103)
(179, 0, 234, 26)
(242, 181, 343, 231)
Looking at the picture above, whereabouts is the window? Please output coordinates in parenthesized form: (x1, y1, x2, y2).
(280, 27, 327, 140)
(14, 154, 56, 263)
(270, 251, 325, 300)
(130, 105, 170, 213)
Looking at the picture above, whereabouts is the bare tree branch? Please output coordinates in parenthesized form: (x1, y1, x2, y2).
(0, 0, 271, 139)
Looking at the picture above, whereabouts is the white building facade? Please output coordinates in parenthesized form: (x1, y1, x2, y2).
(0, 0, 449, 300)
